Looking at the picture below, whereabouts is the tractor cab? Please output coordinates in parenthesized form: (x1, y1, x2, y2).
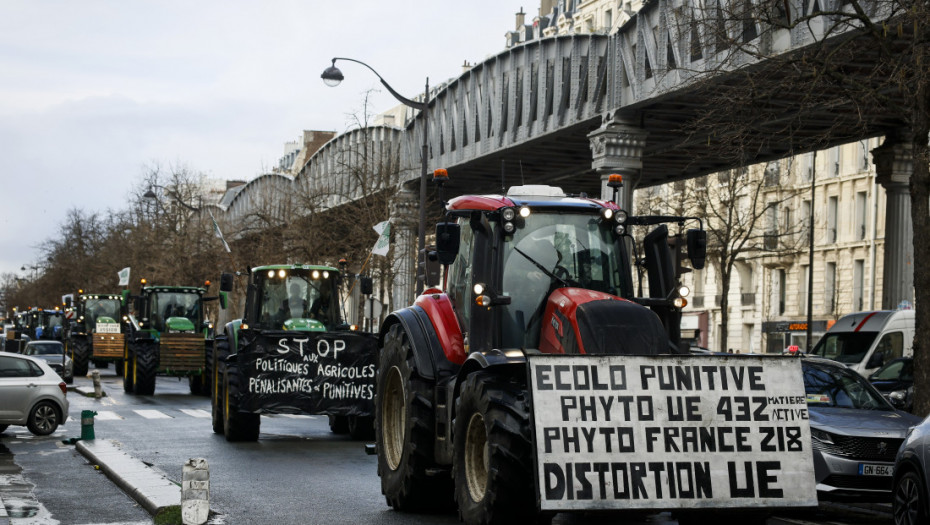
(134, 286, 206, 336)
(245, 265, 343, 332)
(433, 183, 705, 357)
(77, 294, 124, 333)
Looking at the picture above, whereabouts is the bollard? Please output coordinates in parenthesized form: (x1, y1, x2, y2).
(80, 410, 97, 440)
(91, 369, 102, 398)
(181, 458, 210, 525)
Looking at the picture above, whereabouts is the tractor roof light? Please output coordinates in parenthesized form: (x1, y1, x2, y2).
(323, 271, 330, 279)
(519, 206, 531, 218)
(278, 269, 287, 278)
(433, 168, 449, 184)
(267, 270, 275, 278)
(607, 173, 623, 188)
(312, 270, 320, 279)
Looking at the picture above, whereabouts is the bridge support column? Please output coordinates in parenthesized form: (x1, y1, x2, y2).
(872, 137, 915, 310)
(389, 184, 419, 309)
(588, 118, 647, 212)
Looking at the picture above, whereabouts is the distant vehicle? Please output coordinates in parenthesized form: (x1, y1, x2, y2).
(892, 413, 930, 525)
(869, 357, 914, 412)
(0, 353, 70, 435)
(811, 310, 914, 377)
(804, 358, 923, 501)
(23, 340, 73, 384)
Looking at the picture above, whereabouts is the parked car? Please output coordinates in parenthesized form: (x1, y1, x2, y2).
(23, 340, 73, 384)
(0, 353, 69, 435)
(803, 358, 923, 501)
(893, 414, 930, 525)
(811, 310, 914, 377)
(870, 357, 914, 412)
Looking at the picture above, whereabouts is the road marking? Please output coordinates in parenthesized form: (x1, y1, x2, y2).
(94, 411, 124, 420)
(179, 409, 211, 418)
(133, 410, 172, 419)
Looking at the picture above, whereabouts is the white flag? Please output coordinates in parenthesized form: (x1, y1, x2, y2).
(209, 210, 232, 253)
(372, 221, 391, 256)
(118, 267, 131, 287)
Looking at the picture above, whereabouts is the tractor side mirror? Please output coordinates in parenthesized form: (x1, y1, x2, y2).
(436, 222, 460, 265)
(360, 277, 373, 295)
(220, 272, 234, 292)
(687, 229, 706, 270)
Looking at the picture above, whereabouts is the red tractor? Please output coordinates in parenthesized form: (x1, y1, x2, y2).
(375, 179, 710, 522)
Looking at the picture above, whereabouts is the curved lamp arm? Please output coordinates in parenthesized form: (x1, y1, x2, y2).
(326, 57, 427, 110)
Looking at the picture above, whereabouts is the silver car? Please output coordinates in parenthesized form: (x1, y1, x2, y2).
(0, 352, 70, 435)
(803, 358, 923, 501)
(23, 340, 73, 384)
(893, 414, 930, 525)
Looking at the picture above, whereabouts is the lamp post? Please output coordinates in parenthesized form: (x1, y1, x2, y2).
(143, 184, 202, 213)
(322, 57, 429, 296)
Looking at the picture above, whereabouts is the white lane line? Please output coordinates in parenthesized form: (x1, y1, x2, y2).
(93, 411, 124, 420)
(133, 409, 172, 419)
(179, 409, 211, 418)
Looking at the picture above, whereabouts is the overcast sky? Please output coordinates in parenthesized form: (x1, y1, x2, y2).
(0, 0, 531, 277)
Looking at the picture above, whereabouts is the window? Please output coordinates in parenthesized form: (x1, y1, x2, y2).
(853, 259, 865, 311)
(825, 262, 836, 314)
(778, 269, 786, 315)
(827, 196, 838, 243)
(857, 139, 870, 170)
(855, 191, 868, 240)
(446, 219, 476, 334)
(0, 356, 43, 378)
(830, 146, 840, 176)
(873, 332, 904, 363)
(801, 200, 811, 237)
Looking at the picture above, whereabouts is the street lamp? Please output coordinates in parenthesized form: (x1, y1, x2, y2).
(322, 57, 430, 296)
(144, 184, 201, 212)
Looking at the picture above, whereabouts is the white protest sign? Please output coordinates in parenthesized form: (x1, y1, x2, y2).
(96, 322, 120, 334)
(528, 355, 816, 511)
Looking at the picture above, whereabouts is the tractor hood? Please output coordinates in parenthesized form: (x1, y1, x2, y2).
(538, 288, 669, 355)
(282, 318, 327, 332)
(166, 316, 196, 333)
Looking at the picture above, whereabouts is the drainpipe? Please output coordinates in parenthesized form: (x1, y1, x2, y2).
(869, 162, 879, 310)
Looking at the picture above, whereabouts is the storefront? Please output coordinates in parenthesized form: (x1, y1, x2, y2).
(682, 312, 709, 349)
(762, 319, 835, 354)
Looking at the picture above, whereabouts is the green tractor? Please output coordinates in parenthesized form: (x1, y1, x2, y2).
(124, 282, 215, 395)
(212, 264, 378, 441)
(66, 292, 127, 376)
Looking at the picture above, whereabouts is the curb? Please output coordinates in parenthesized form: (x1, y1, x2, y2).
(75, 439, 180, 517)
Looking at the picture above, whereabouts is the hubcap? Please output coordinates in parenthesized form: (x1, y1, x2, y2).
(464, 412, 488, 502)
(34, 405, 57, 433)
(382, 366, 406, 471)
(894, 476, 920, 525)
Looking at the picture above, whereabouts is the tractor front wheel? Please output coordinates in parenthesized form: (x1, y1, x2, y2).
(122, 344, 134, 393)
(211, 336, 229, 435)
(71, 339, 89, 377)
(375, 324, 453, 511)
(132, 341, 157, 395)
(453, 371, 535, 525)
(223, 364, 260, 441)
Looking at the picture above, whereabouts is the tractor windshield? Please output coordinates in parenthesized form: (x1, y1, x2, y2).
(85, 298, 121, 326)
(255, 269, 341, 330)
(150, 292, 202, 332)
(500, 211, 629, 348)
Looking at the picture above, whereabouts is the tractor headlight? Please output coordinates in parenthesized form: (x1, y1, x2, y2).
(614, 224, 626, 235)
(312, 270, 320, 279)
(473, 283, 485, 295)
(519, 206, 531, 218)
(278, 269, 286, 278)
(323, 271, 330, 279)
(673, 297, 688, 308)
(678, 285, 691, 298)
(615, 210, 628, 224)
(267, 270, 275, 278)
(501, 207, 515, 221)
(601, 208, 614, 221)
(503, 222, 515, 234)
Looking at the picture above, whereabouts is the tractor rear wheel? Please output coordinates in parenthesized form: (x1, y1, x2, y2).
(133, 341, 157, 395)
(114, 359, 124, 376)
(189, 376, 203, 395)
(375, 324, 453, 511)
(122, 344, 134, 393)
(72, 339, 89, 377)
(454, 371, 535, 525)
(201, 339, 213, 397)
(223, 364, 260, 441)
(211, 336, 229, 434)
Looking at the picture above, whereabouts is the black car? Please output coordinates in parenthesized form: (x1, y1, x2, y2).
(869, 357, 914, 412)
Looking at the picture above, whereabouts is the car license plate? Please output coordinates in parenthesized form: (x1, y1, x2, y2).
(859, 463, 894, 476)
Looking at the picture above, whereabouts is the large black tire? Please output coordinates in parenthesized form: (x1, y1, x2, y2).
(453, 371, 535, 525)
(71, 338, 89, 377)
(123, 344, 134, 393)
(189, 375, 204, 395)
(223, 364, 260, 441)
(894, 470, 928, 525)
(212, 336, 230, 434)
(0, 424, 9, 433)
(114, 359, 124, 376)
(133, 341, 157, 395)
(329, 415, 349, 434)
(27, 401, 61, 436)
(348, 415, 375, 440)
(201, 339, 213, 397)
(375, 324, 453, 511)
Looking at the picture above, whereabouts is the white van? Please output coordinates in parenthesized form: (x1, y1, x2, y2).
(810, 310, 915, 377)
